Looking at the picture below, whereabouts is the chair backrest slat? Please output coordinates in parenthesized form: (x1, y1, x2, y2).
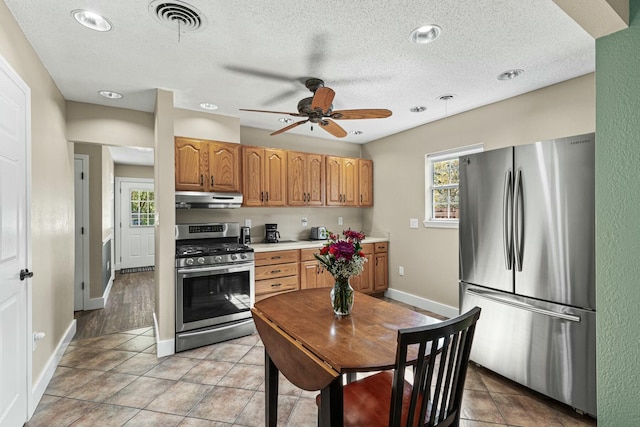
(388, 306, 481, 427)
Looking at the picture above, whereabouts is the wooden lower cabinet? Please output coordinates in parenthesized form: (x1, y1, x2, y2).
(351, 243, 374, 293)
(300, 249, 334, 289)
(254, 250, 300, 302)
(373, 242, 388, 292)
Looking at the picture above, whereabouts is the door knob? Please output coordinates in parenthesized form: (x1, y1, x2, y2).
(20, 269, 34, 280)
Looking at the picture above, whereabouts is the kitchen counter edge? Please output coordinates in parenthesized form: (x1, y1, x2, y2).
(250, 237, 388, 253)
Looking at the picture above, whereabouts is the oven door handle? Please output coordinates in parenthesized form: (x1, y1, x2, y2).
(177, 264, 254, 276)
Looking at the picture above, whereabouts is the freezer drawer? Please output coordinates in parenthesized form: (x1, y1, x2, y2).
(460, 282, 596, 416)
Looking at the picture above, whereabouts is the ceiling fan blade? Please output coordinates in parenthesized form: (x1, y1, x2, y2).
(240, 108, 304, 117)
(320, 119, 347, 138)
(330, 109, 393, 120)
(311, 87, 335, 113)
(270, 119, 309, 136)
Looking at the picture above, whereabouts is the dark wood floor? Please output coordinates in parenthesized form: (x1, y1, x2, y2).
(74, 271, 155, 339)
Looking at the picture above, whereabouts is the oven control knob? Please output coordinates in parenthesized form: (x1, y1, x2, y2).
(197, 257, 206, 265)
(186, 258, 194, 266)
(214, 256, 223, 262)
(240, 253, 248, 259)
(230, 254, 238, 260)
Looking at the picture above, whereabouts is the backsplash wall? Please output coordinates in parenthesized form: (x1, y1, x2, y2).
(175, 207, 367, 243)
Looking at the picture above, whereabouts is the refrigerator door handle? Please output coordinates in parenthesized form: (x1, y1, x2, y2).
(465, 288, 581, 322)
(513, 169, 524, 271)
(503, 170, 513, 270)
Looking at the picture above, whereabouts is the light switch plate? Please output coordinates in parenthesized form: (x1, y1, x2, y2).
(410, 218, 419, 228)
(338, 216, 343, 225)
(244, 219, 251, 228)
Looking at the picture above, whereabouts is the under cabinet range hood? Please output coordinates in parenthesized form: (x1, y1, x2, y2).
(175, 191, 243, 209)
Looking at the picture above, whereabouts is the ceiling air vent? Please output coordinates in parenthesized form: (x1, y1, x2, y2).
(149, 0, 207, 33)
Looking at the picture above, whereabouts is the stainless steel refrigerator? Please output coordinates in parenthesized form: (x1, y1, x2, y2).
(459, 132, 596, 416)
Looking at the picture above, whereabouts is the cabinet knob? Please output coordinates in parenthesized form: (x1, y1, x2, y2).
(200, 174, 204, 186)
(211, 176, 214, 187)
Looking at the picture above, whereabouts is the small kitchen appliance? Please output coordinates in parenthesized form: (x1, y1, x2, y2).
(175, 222, 255, 352)
(310, 226, 328, 240)
(264, 223, 280, 243)
(240, 226, 251, 244)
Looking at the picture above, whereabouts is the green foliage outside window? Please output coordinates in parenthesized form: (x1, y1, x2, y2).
(130, 190, 155, 226)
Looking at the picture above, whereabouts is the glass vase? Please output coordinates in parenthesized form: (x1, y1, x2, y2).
(330, 277, 354, 316)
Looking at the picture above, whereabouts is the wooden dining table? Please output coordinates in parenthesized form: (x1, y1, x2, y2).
(251, 288, 441, 426)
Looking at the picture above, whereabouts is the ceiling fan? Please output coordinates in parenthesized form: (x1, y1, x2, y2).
(240, 78, 392, 138)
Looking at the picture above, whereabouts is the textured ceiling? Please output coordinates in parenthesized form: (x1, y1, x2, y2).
(5, 0, 594, 143)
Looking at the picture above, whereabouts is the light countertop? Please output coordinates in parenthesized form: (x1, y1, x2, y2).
(250, 236, 388, 253)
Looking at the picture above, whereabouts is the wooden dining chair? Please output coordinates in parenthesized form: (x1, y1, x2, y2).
(317, 306, 481, 427)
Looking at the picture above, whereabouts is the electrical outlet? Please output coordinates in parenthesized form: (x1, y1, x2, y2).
(338, 216, 343, 225)
(302, 217, 308, 227)
(409, 218, 419, 229)
(244, 219, 251, 228)
(399, 266, 405, 276)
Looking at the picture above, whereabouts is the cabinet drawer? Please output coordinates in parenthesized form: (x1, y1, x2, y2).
(255, 250, 300, 266)
(360, 243, 374, 255)
(374, 242, 388, 253)
(255, 275, 299, 296)
(301, 248, 323, 261)
(255, 262, 299, 280)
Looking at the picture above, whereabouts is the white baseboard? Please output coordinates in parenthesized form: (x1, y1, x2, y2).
(153, 312, 175, 358)
(384, 288, 459, 319)
(30, 319, 76, 418)
(85, 275, 114, 310)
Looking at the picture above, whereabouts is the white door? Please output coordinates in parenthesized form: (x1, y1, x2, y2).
(73, 156, 89, 311)
(119, 179, 155, 269)
(0, 57, 29, 426)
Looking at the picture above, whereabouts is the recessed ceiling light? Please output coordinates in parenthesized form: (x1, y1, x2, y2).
(410, 25, 441, 44)
(279, 118, 293, 124)
(410, 106, 427, 113)
(437, 94, 455, 101)
(98, 90, 123, 99)
(497, 69, 525, 81)
(199, 102, 218, 110)
(72, 10, 112, 32)
(350, 130, 364, 135)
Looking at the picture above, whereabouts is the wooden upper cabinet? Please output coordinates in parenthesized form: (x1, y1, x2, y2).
(175, 137, 241, 193)
(175, 138, 206, 191)
(208, 142, 241, 193)
(326, 155, 359, 206)
(288, 151, 325, 206)
(358, 159, 373, 207)
(242, 146, 287, 207)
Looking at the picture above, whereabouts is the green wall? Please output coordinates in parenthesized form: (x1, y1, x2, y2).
(596, 1, 640, 423)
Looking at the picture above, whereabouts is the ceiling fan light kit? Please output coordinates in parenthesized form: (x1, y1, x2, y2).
(240, 78, 392, 138)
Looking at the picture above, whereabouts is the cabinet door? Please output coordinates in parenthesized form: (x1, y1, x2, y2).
(326, 156, 343, 206)
(374, 252, 388, 292)
(353, 253, 374, 293)
(242, 147, 264, 207)
(175, 138, 206, 191)
(208, 142, 241, 192)
(307, 153, 325, 206)
(358, 159, 373, 207)
(287, 151, 307, 206)
(343, 157, 359, 206)
(264, 149, 287, 206)
(319, 268, 334, 288)
(300, 260, 321, 289)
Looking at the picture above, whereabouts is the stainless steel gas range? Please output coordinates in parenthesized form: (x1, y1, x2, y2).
(175, 222, 255, 352)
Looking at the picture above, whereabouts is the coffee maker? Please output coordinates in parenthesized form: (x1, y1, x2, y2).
(264, 223, 280, 243)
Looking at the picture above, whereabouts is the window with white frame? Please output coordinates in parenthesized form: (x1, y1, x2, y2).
(424, 144, 483, 228)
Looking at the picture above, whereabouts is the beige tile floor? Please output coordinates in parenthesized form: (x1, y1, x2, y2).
(27, 324, 597, 427)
